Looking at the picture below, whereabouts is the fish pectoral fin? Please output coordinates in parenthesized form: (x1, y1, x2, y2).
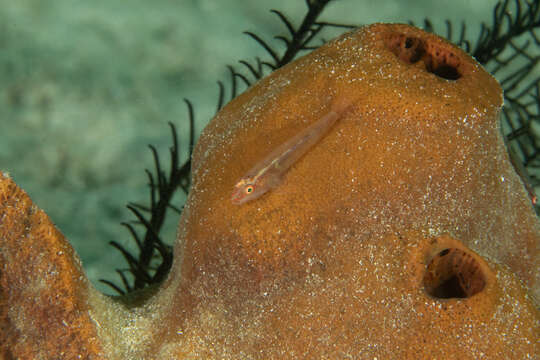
(267, 174, 283, 189)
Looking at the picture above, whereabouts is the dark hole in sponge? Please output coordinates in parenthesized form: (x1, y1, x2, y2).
(405, 38, 413, 48)
(384, 33, 462, 81)
(439, 249, 450, 256)
(427, 64, 461, 80)
(423, 248, 486, 299)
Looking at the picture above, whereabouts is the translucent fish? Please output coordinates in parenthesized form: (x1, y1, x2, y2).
(231, 103, 351, 205)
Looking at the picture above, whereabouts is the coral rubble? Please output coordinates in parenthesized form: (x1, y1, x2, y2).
(1, 24, 538, 359)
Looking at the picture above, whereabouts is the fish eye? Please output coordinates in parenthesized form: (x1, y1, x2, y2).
(245, 185, 254, 194)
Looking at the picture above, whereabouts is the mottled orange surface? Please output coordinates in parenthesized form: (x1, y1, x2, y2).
(1, 24, 539, 359)
(0, 172, 104, 358)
